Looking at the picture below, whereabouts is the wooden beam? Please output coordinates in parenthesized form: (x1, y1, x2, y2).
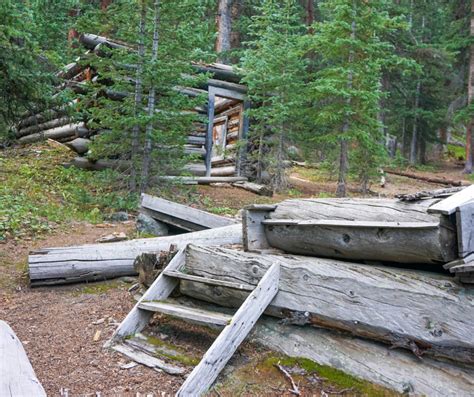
(205, 91, 216, 177)
(428, 185, 474, 215)
(456, 202, 474, 257)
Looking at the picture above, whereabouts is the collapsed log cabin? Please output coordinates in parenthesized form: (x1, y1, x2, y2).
(14, 34, 252, 181)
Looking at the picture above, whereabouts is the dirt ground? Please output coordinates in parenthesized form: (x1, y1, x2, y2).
(0, 162, 469, 396)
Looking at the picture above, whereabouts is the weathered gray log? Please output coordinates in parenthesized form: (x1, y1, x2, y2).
(232, 181, 273, 197)
(396, 187, 465, 201)
(192, 62, 242, 83)
(180, 245, 474, 364)
(456, 202, 474, 257)
(79, 33, 131, 51)
(69, 157, 130, 172)
(18, 122, 88, 144)
(141, 193, 237, 232)
(0, 321, 46, 397)
(184, 164, 236, 177)
(17, 101, 77, 129)
(28, 224, 242, 286)
(16, 116, 72, 138)
(65, 138, 91, 154)
(252, 317, 474, 397)
(159, 176, 247, 185)
(428, 185, 474, 215)
(260, 198, 457, 264)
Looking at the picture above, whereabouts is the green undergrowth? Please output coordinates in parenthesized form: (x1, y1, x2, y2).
(0, 144, 137, 242)
(260, 356, 400, 397)
(72, 279, 125, 296)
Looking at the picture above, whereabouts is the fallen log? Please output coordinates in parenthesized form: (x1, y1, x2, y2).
(232, 181, 273, 197)
(395, 187, 465, 201)
(385, 169, 466, 187)
(180, 245, 474, 364)
(16, 116, 72, 138)
(17, 101, 77, 130)
(0, 321, 46, 397)
(69, 157, 130, 172)
(65, 138, 91, 154)
(248, 198, 457, 264)
(159, 176, 248, 185)
(18, 123, 88, 144)
(140, 193, 237, 232)
(184, 164, 236, 177)
(79, 33, 131, 51)
(252, 317, 474, 397)
(28, 224, 242, 286)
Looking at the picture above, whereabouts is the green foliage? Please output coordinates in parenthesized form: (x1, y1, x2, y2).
(75, 0, 215, 189)
(241, 0, 307, 190)
(0, 145, 137, 241)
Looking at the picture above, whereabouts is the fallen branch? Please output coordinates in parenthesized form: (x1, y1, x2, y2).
(275, 363, 300, 396)
(385, 169, 466, 187)
(396, 187, 465, 201)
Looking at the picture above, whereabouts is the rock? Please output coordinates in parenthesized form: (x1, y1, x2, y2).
(136, 213, 169, 236)
(110, 211, 129, 222)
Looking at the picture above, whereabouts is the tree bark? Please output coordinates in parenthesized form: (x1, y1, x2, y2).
(216, 0, 233, 62)
(409, 81, 421, 165)
(140, 0, 160, 192)
(130, 0, 146, 191)
(28, 224, 242, 286)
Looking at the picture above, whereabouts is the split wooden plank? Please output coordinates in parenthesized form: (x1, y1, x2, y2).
(428, 185, 474, 215)
(180, 245, 474, 364)
(28, 224, 242, 286)
(112, 343, 185, 375)
(456, 202, 474, 257)
(0, 321, 46, 397)
(106, 249, 186, 345)
(140, 193, 237, 232)
(177, 262, 280, 396)
(449, 263, 474, 273)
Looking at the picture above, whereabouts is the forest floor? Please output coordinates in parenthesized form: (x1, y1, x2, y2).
(1, 143, 471, 396)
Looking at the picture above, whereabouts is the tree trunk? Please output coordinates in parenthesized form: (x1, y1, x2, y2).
(140, 0, 160, 192)
(336, 16, 356, 198)
(130, 0, 146, 191)
(180, 245, 474, 365)
(409, 81, 421, 165)
(28, 224, 242, 286)
(306, 0, 315, 32)
(216, 0, 233, 62)
(464, 0, 474, 173)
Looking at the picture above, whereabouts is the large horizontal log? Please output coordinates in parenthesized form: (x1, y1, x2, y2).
(28, 224, 242, 286)
(16, 116, 72, 138)
(192, 62, 242, 84)
(141, 193, 237, 232)
(79, 33, 131, 51)
(261, 198, 457, 264)
(69, 157, 130, 172)
(252, 317, 474, 397)
(65, 138, 90, 154)
(184, 164, 236, 177)
(18, 123, 88, 144)
(17, 100, 78, 129)
(180, 245, 474, 364)
(0, 321, 46, 397)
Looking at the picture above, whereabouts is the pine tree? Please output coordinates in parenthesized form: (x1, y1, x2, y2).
(241, 0, 307, 191)
(306, 0, 408, 196)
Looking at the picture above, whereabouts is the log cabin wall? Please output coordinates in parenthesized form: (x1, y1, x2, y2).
(14, 34, 250, 179)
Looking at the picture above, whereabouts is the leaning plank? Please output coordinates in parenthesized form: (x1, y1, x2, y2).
(141, 193, 237, 232)
(18, 122, 88, 144)
(456, 202, 474, 257)
(428, 185, 474, 215)
(180, 245, 474, 364)
(0, 321, 46, 397)
(252, 317, 474, 397)
(177, 262, 280, 396)
(28, 224, 242, 286)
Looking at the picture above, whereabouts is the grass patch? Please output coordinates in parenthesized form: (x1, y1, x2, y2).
(447, 144, 465, 161)
(260, 355, 400, 397)
(0, 143, 138, 241)
(293, 166, 330, 183)
(145, 334, 200, 366)
(72, 279, 124, 295)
